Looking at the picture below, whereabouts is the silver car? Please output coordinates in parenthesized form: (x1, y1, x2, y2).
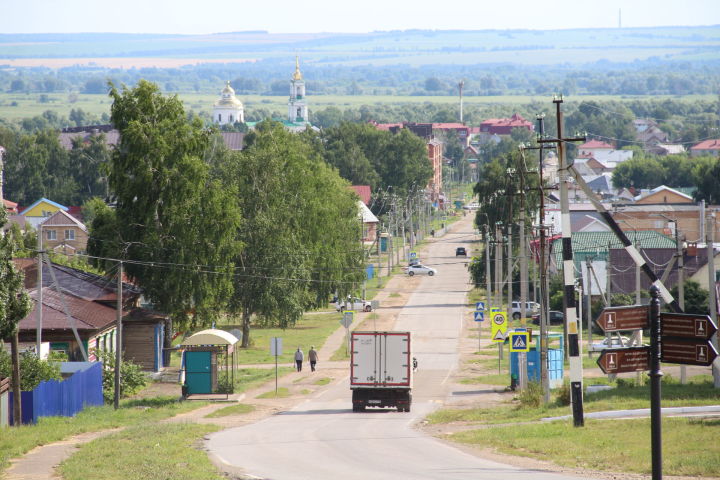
(407, 264, 437, 276)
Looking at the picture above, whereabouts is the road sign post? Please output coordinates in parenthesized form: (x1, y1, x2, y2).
(341, 311, 354, 355)
(270, 337, 283, 394)
(649, 286, 662, 480)
(490, 311, 507, 373)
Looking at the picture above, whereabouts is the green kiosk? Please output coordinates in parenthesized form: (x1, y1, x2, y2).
(179, 329, 240, 398)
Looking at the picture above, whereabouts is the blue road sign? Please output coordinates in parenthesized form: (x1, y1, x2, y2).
(474, 311, 485, 322)
(509, 332, 530, 352)
(476, 301, 485, 311)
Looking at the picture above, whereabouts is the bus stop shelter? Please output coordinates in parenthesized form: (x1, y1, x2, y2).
(179, 329, 239, 399)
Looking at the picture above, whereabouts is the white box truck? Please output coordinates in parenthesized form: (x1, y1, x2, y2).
(350, 331, 412, 412)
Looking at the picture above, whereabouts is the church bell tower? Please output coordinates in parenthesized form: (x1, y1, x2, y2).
(288, 57, 308, 123)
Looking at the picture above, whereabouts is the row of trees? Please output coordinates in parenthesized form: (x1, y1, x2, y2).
(3, 62, 719, 97)
(612, 152, 720, 204)
(86, 81, 403, 347)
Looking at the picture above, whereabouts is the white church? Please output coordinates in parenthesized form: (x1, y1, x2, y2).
(213, 57, 312, 132)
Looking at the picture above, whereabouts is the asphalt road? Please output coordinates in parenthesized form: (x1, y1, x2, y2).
(206, 219, 589, 480)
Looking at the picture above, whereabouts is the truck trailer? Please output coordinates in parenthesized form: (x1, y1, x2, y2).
(350, 331, 412, 412)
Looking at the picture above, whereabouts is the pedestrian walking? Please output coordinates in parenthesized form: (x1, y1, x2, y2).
(294, 347, 304, 372)
(308, 346, 318, 372)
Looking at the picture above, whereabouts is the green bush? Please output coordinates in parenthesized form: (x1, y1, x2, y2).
(555, 381, 571, 406)
(94, 349, 147, 402)
(517, 381, 543, 408)
(0, 348, 61, 390)
(216, 376, 234, 394)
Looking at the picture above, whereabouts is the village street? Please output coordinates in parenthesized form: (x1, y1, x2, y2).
(205, 215, 591, 480)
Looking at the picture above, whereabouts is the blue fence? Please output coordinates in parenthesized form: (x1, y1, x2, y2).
(9, 362, 104, 425)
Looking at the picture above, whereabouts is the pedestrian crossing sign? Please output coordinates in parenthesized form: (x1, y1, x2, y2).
(509, 332, 530, 352)
(474, 311, 484, 322)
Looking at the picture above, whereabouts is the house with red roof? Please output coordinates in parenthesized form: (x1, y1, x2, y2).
(479, 114, 534, 135)
(690, 139, 720, 157)
(349, 185, 371, 205)
(14, 260, 167, 371)
(577, 139, 614, 152)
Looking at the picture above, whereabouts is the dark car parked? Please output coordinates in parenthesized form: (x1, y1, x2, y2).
(531, 310, 564, 325)
(455, 247, 467, 257)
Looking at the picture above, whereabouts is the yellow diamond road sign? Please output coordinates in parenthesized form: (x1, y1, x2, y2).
(490, 311, 508, 343)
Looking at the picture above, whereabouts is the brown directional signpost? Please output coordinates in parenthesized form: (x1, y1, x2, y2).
(660, 312, 718, 366)
(595, 305, 649, 332)
(595, 305, 651, 375)
(597, 347, 650, 374)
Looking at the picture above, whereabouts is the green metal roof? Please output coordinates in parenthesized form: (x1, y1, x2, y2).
(552, 230, 676, 266)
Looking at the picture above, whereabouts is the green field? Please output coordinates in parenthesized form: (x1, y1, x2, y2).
(1, 92, 716, 125)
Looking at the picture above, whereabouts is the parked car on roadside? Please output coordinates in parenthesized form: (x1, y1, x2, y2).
(531, 310, 564, 325)
(591, 335, 630, 351)
(463, 202, 480, 210)
(510, 301, 540, 319)
(335, 297, 373, 312)
(455, 247, 467, 257)
(406, 264, 437, 276)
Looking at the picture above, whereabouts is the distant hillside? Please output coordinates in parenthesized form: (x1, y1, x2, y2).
(1, 26, 719, 67)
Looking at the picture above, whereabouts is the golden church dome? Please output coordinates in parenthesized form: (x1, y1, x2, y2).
(214, 81, 243, 108)
(292, 56, 303, 81)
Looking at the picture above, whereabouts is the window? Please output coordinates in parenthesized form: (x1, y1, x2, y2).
(46, 229, 57, 240)
(229, 114, 233, 123)
(65, 229, 75, 240)
(218, 113, 222, 122)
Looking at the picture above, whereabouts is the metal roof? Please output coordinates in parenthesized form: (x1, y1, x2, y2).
(180, 329, 239, 346)
(552, 230, 676, 266)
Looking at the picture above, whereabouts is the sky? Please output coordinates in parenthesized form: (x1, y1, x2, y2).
(1, 0, 719, 34)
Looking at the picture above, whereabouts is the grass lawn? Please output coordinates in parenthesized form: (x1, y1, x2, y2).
(0, 396, 206, 473)
(204, 403, 255, 418)
(427, 375, 720, 426)
(256, 387, 290, 399)
(449, 417, 719, 477)
(232, 367, 295, 393)
(59, 423, 225, 480)
(217, 313, 341, 365)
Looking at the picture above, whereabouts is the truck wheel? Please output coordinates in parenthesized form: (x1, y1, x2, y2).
(408, 271, 414, 276)
(364, 305, 371, 312)
(512, 312, 520, 320)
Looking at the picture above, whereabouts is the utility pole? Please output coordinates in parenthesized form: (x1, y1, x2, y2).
(586, 258, 593, 356)
(635, 241, 642, 304)
(518, 149, 529, 325)
(536, 113, 551, 404)
(114, 262, 123, 410)
(458, 80, 465, 123)
(507, 222, 513, 321)
(539, 95, 586, 427)
(495, 223, 504, 362)
(672, 219, 687, 383)
(485, 225, 492, 324)
(707, 211, 719, 388)
(36, 228, 43, 357)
